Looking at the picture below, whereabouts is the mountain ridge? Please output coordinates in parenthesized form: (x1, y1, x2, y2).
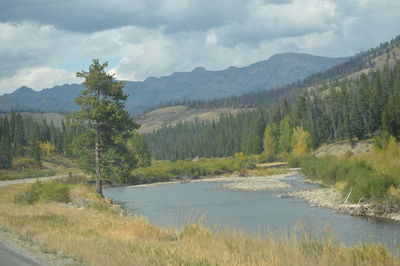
(0, 52, 347, 114)
(137, 35, 400, 133)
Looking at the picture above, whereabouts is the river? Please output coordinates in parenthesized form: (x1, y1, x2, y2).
(104, 174, 400, 253)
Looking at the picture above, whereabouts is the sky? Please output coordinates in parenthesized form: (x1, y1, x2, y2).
(0, 0, 399, 95)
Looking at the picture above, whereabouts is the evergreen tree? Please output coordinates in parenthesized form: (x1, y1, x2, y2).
(278, 116, 292, 155)
(0, 137, 12, 169)
(128, 131, 151, 167)
(72, 59, 139, 195)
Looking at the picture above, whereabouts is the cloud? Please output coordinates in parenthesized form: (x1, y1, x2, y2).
(0, 0, 399, 95)
(219, 0, 338, 45)
(0, 67, 79, 93)
(0, 22, 83, 78)
(0, 0, 248, 33)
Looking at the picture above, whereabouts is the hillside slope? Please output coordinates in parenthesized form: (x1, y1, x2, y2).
(0, 53, 346, 114)
(139, 36, 400, 132)
(136, 106, 247, 133)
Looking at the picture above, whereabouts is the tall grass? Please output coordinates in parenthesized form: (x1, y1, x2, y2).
(14, 181, 70, 204)
(0, 169, 56, 181)
(0, 183, 398, 266)
(298, 139, 400, 204)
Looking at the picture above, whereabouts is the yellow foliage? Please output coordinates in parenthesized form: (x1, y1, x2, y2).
(388, 185, 400, 199)
(367, 135, 400, 172)
(291, 127, 311, 157)
(39, 141, 55, 156)
(335, 181, 347, 192)
(263, 131, 275, 159)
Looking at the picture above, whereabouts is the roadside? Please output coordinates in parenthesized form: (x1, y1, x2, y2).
(0, 230, 77, 266)
(0, 173, 83, 266)
(0, 174, 82, 187)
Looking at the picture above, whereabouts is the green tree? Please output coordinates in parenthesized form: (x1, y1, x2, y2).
(127, 131, 151, 168)
(72, 59, 139, 195)
(278, 116, 292, 155)
(0, 137, 12, 169)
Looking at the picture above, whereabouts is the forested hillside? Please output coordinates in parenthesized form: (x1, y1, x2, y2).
(157, 35, 400, 111)
(146, 52, 400, 160)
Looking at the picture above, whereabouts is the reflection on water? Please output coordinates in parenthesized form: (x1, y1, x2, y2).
(104, 174, 400, 253)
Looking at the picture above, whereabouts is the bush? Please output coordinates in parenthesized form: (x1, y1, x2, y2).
(13, 157, 36, 169)
(61, 173, 88, 185)
(0, 173, 15, 181)
(129, 155, 261, 184)
(15, 181, 71, 205)
(298, 155, 398, 203)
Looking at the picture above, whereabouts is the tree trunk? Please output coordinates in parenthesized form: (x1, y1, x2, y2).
(95, 139, 103, 197)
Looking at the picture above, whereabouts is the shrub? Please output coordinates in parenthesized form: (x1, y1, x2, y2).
(13, 157, 36, 169)
(61, 173, 88, 185)
(129, 155, 261, 184)
(299, 155, 399, 203)
(15, 181, 71, 205)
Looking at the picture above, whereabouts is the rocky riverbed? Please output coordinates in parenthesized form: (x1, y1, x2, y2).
(288, 186, 400, 222)
(130, 171, 298, 191)
(217, 173, 294, 191)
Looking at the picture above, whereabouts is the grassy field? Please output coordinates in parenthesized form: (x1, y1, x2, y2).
(0, 180, 398, 266)
(0, 156, 81, 181)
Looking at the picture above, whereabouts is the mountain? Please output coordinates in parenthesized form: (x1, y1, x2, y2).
(144, 35, 400, 160)
(0, 53, 347, 114)
(138, 35, 400, 133)
(0, 95, 27, 113)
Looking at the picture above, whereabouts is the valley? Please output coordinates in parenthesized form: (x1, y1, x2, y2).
(1, 30, 400, 266)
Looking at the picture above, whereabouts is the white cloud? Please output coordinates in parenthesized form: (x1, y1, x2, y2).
(0, 0, 399, 94)
(0, 22, 83, 78)
(0, 67, 79, 93)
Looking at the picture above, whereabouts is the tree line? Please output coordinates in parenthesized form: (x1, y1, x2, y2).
(0, 113, 76, 168)
(146, 59, 400, 160)
(147, 35, 400, 112)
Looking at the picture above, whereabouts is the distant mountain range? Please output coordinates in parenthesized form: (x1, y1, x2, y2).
(0, 53, 347, 114)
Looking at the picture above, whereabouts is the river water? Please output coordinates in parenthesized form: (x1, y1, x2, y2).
(104, 174, 400, 253)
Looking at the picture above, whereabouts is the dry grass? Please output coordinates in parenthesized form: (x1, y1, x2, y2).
(136, 105, 247, 134)
(256, 162, 288, 168)
(248, 166, 289, 177)
(0, 183, 398, 266)
(0, 155, 81, 181)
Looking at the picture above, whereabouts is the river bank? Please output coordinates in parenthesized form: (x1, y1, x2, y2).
(288, 181, 400, 222)
(128, 169, 298, 191)
(3, 182, 398, 265)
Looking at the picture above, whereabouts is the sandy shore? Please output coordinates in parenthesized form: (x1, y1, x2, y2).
(129, 171, 298, 191)
(288, 185, 400, 222)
